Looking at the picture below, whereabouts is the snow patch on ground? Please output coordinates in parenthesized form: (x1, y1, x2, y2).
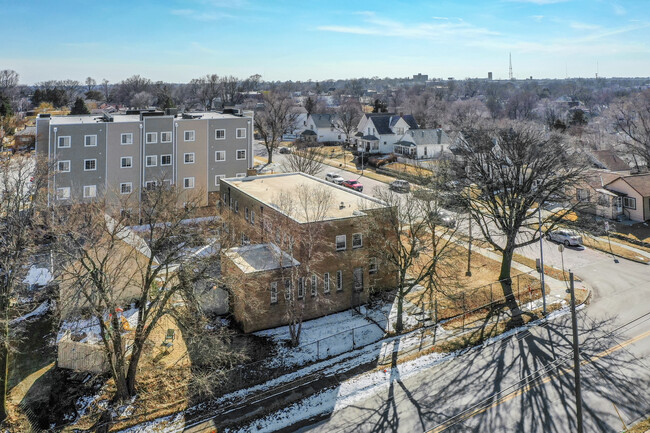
(57, 307, 139, 344)
(23, 266, 52, 287)
(225, 305, 576, 433)
(10, 301, 49, 325)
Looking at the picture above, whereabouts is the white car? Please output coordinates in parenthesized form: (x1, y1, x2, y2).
(546, 229, 583, 247)
(325, 173, 345, 184)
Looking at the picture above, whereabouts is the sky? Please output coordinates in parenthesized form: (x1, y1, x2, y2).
(1, 0, 649, 84)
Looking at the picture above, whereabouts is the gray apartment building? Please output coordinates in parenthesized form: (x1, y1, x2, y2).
(35, 110, 253, 210)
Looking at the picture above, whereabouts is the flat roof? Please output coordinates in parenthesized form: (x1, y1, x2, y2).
(224, 243, 300, 274)
(221, 172, 387, 223)
(44, 111, 250, 125)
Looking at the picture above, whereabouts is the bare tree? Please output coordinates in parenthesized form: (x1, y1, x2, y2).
(456, 121, 587, 328)
(101, 79, 110, 102)
(254, 92, 299, 164)
(334, 100, 362, 146)
(85, 77, 97, 93)
(0, 70, 19, 99)
(130, 91, 154, 109)
(280, 144, 325, 176)
(366, 187, 458, 334)
(189, 74, 222, 110)
(0, 155, 48, 421)
(270, 185, 334, 345)
(612, 90, 650, 168)
(53, 186, 218, 401)
(220, 76, 240, 105)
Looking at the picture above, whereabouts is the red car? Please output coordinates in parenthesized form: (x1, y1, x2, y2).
(342, 180, 363, 192)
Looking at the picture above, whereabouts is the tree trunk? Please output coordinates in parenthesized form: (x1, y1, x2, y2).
(499, 248, 524, 329)
(0, 294, 9, 422)
(395, 288, 404, 334)
(266, 144, 274, 164)
(125, 339, 144, 396)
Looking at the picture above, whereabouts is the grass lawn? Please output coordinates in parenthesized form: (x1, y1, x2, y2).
(382, 162, 433, 177)
(405, 243, 546, 321)
(582, 237, 650, 264)
(629, 416, 650, 432)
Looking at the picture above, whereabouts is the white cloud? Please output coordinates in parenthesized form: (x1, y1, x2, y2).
(570, 21, 601, 30)
(318, 14, 499, 41)
(432, 16, 449, 20)
(531, 15, 545, 22)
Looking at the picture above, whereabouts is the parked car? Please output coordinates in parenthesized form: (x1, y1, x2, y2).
(428, 210, 456, 228)
(342, 179, 363, 192)
(278, 146, 292, 154)
(325, 172, 345, 184)
(389, 179, 411, 193)
(546, 229, 583, 247)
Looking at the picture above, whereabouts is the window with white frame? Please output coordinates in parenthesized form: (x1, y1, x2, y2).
(163, 179, 172, 186)
(145, 155, 157, 167)
(83, 185, 97, 198)
(297, 278, 305, 299)
(56, 187, 70, 200)
(236, 128, 246, 139)
(311, 275, 317, 296)
(284, 279, 292, 300)
(84, 135, 97, 147)
(58, 160, 70, 172)
(336, 270, 343, 291)
(120, 157, 132, 168)
(215, 174, 225, 186)
(161, 154, 172, 166)
(323, 273, 330, 293)
(215, 129, 226, 140)
(145, 181, 157, 189)
(251, 211, 255, 225)
(184, 152, 195, 164)
(235, 200, 239, 213)
(241, 233, 250, 245)
(121, 133, 133, 145)
(215, 151, 226, 161)
(160, 131, 172, 143)
(245, 207, 249, 221)
(145, 132, 157, 144)
(84, 159, 97, 171)
(335, 235, 346, 251)
(184, 130, 195, 142)
(236, 173, 246, 178)
(352, 233, 363, 248)
(236, 149, 246, 160)
(57, 136, 71, 148)
(623, 197, 637, 209)
(120, 182, 132, 194)
(270, 281, 278, 304)
(353, 267, 363, 291)
(369, 257, 378, 274)
(183, 177, 195, 189)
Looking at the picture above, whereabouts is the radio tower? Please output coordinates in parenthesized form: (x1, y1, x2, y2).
(509, 52, 513, 80)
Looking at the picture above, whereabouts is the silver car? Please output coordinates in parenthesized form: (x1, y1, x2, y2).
(546, 229, 583, 247)
(325, 172, 344, 184)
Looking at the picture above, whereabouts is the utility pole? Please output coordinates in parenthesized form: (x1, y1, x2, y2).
(568, 271, 584, 433)
(466, 218, 472, 276)
(538, 207, 546, 315)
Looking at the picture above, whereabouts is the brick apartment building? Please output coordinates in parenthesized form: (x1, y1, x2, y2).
(219, 172, 397, 332)
(35, 109, 253, 210)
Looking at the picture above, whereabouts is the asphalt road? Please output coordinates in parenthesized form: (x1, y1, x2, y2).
(260, 143, 650, 432)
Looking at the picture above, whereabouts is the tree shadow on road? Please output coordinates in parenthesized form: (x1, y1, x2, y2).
(308, 310, 650, 433)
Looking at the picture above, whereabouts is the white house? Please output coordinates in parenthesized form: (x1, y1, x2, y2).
(355, 113, 419, 154)
(301, 113, 344, 143)
(394, 128, 453, 160)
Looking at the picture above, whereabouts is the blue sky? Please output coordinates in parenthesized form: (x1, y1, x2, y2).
(2, 0, 649, 84)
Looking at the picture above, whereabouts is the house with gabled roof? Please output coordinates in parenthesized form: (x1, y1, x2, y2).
(301, 113, 343, 143)
(603, 173, 650, 222)
(355, 113, 419, 154)
(394, 128, 453, 160)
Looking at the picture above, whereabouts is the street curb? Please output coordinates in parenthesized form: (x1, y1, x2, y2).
(588, 246, 650, 265)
